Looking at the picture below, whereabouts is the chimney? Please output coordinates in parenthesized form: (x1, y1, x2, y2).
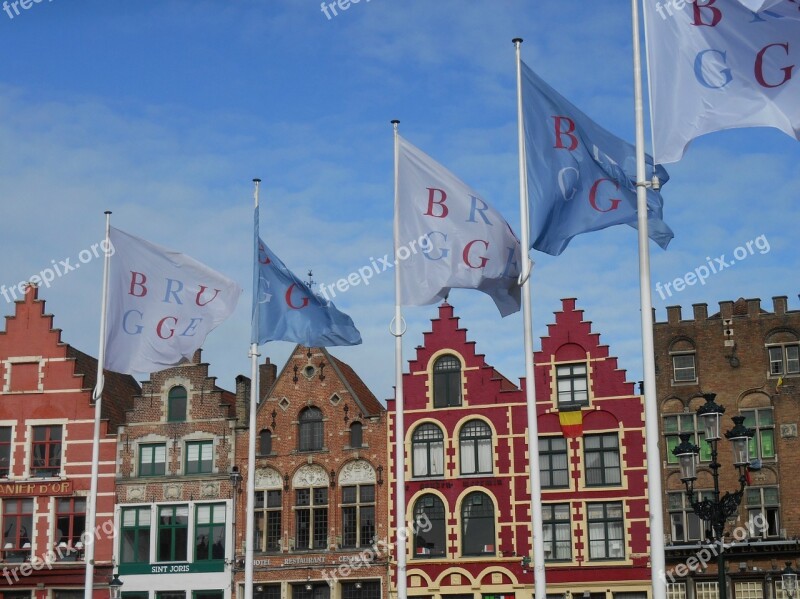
(747, 298, 761, 316)
(692, 303, 708, 321)
(235, 375, 251, 426)
(191, 348, 203, 364)
(260, 357, 277, 400)
(667, 305, 682, 324)
(773, 296, 788, 315)
(719, 300, 734, 320)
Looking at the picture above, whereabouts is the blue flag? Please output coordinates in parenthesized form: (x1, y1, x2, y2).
(521, 61, 674, 256)
(252, 210, 362, 347)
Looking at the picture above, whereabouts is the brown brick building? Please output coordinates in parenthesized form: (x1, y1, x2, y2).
(232, 345, 388, 599)
(0, 285, 139, 598)
(114, 351, 240, 599)
(654, 296, 800, 599)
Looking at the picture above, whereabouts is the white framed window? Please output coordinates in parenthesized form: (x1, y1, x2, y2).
(767, 344, 800, 376)
(556, 363, 588, 407)
(671, 353, 697, 383)
(746, 486, 780, 537)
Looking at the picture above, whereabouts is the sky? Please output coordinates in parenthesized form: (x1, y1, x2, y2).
(0, 1, 797, 403)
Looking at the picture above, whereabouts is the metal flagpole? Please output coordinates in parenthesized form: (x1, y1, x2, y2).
(244, 179, 262, 599)
(85, 210, 112, 599)
(391, 119, 408, 599)
(630, 4, 667, 598)
(513, 39, 547, 599)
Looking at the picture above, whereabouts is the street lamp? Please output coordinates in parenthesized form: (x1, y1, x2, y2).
(672, 393, 754, 599)
(109, 572, 123, 599)
(782, 562, 798, 599)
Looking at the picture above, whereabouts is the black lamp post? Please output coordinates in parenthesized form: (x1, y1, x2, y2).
(782, 562, 798, 599)
(672, 393, 754, 599)
(109, 572, 123, 599)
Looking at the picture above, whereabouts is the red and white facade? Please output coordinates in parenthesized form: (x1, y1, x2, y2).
(0, 285, 139, 598)
(389, 300, 652, 599)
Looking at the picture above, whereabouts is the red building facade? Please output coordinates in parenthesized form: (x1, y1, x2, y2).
(389, 300, 651, 599)
(0, 285, 139, 598)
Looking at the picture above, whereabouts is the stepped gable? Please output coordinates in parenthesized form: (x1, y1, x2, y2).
(130, 348, 236, 422)
(0, 284, 140, 429)
(401, 302, 519, 411)
(533, 297, 636, 402)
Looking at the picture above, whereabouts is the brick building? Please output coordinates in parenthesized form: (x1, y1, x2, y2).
(388, 300, 651, 599)
(114, 351, 240, 599)
(232, 345, 388, 599)
(654, 296, 800, 599)
(0, 285, 140, 598)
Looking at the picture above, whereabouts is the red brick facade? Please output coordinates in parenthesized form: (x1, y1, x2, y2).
(0, 285, 139, 597)
(232, 345, 388, 599)
(654, 297, 800, 598)
(389, 300, 651, 599)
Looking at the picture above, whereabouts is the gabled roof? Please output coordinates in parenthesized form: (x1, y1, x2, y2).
(262, 344, 384, 417)
(66, 345, 142, 430)
(326, 351, 384, 416)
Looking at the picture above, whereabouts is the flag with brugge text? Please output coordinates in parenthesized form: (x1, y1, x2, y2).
(521, 61, 673, 256)
(396, 136, 522, 317)
(644, 0, 800, 164)
(253, 209, 362, 347)
(105, 227, 242, 375)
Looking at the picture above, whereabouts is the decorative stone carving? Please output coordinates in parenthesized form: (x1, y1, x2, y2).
(201, 482, 219, 498)
(339, 460, 376, 485)
(127, 485, 146, 502)
(293, 464, 328, 487)
(255, 467, 283, 489)
(781, 423, 798, 438)
(164, 484, 182, 500)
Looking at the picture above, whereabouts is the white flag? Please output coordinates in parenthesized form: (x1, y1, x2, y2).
(735, 0, 789, 11)
(105, 227, 242, 375)
(396, 136, 522, 317)
(644, 0, 800, 163)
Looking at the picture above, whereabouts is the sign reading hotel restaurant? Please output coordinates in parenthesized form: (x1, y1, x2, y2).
(0, 480, 73, 497)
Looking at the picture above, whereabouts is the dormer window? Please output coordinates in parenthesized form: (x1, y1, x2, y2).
(433, 355, 461, 408)
(168, 386, 187, 422)
(556, 363, 588, 408)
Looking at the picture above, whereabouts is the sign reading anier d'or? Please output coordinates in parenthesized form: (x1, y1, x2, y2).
(0, 480, 73, 497)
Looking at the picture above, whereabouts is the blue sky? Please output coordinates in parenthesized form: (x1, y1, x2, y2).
(0, 1, 797, 402)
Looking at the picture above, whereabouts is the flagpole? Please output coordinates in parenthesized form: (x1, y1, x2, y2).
(630, 4, 667, 599)
(244, 179, 262, 599)
(85, 210, 112, 599)
(513, 38, 547, 599)
(391, 119, 408, 599)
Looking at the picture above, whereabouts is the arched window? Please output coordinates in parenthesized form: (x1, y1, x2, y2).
(259, 430, 272, 456)
(459, 420, 492, 475)
(433, 355, 461, 408)
(349, 422, 363, 449)
(411, 424, 444, 478)
(168, 386, 187, 422)
(298, 407, 324, 452)
(461, 491, 495, 555)
(413, 495, 446, 557)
